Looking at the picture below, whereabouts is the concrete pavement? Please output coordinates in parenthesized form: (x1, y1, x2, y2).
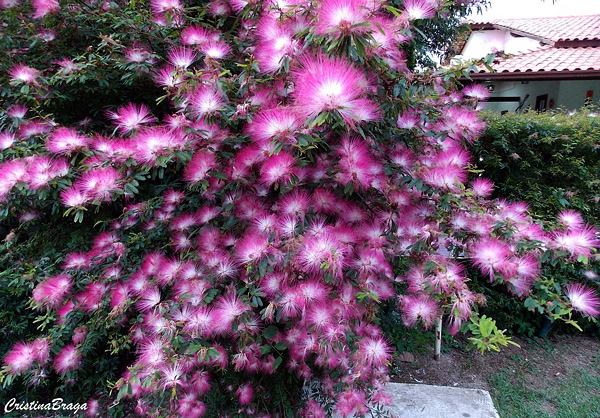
(382, 382, 500, 418)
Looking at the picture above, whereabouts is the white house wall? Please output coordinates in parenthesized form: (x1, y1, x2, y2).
(479, 80, 600, 112)
(478, 80, 558, 113)
(556, 80, 600, 110)
(461, 30, 543, 61)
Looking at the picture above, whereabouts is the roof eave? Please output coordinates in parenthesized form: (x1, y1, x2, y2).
(467, 70, 600, 81)
(468, 23, 555, 45)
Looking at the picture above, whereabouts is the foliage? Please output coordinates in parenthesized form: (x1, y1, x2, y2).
(474, 110, 600, 227)
(0, 0, 599, 417)
(465, 314, 519, 353)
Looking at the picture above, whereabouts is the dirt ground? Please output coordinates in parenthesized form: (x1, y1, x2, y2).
(389, 332, 600, 392)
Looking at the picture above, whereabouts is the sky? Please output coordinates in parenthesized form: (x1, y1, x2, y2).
(472, 0, 600, 20)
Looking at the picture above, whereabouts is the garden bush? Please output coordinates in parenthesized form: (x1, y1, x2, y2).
(1, 0, 599, 417)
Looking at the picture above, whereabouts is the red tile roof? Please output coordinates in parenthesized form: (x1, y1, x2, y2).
(471, 15, 600, 43)
(467, 15, 600, 79)
(475, 46, 600, 74)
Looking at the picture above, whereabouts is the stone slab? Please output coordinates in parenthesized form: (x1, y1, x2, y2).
(383, 383, 500, 418)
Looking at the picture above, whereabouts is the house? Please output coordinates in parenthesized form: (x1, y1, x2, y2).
(453, 15, 600, 113)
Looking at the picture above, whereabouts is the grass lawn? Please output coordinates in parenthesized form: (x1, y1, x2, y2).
(489, 350, 600, 418)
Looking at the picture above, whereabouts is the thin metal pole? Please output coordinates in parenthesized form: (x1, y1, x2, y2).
(434, 316, 442, 361)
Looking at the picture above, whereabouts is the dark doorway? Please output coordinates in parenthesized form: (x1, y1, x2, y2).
(535, 94, 548, 112)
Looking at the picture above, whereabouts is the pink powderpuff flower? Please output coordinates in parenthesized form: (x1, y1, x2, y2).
(7, 104, 28, 119)
(106, 103, 157, 135)
(302, 399, 327, 417)
(278, 189, 312, 219)
(110, 283, 130, 311)
(1, 0, 20, 8)
(400, 294, 439, 328)
(32, 0, 59, 18)
(137, 287, 162, 312)
(53, 344, 82, 374)
(3, 342, 35, 374)
(181, 26, 221, 45)
(471, 177, 494, 197)
(508, 275, 535, 297)
(72, 326, 88, 345)
(236, 383, 254, 406)
(558, 210, 585, 230)
(46, 127, 89, 154)
(397, 111, 419, 129)
(552, 226, 600, 258)
(56, 301, 75, 324)
(200, 40, 231, 60)
(18, 211, 39, 223)
(159, 362, 184, 389)
(462, 84, 490, 101)
(296, 233, 348, 278)
(336, 388, 368, 417)
(259, 151, 296, 187)
(183, 151, 217, 183)
(131, 127, 187, 165)
(26, 156, 69, 189)
(212, 292, 250, 335)
(235, 232, 270, 265)
(191, 86, 226, 117)
(421, 164, 467, 191)
(55, 58, 81, 75)
(150, 0, 183, 14)
(208, 0, 230, 15)
(0, 132, 16, 150)
(306, 304, 335, 330)
(181, 306, 215, 336)
(154, 64, 186, 87)
(85, 399, 100, 417)
(167, 47, 197, 69)
(471, 238, 511, 280)
(316, 0, 375, 37)
(62, 251, 91, 270)
(75, 283, 108, 312)
(336, 136, 377, 189)
(32, 274, 72, 309)
(60, 186, 90, 207)
(124, 46, 156, 64)
(357, 337, 391, 368)
(31, 338, 51, 364)
(76, 166, 123, 202)
(403, 0, 436, 20)
(513, 254, 540, 280)
(246, 107, 301, 144)
(443, 106, 486, 143)
(0, 160, 27, 195)
(292, 54, 379, 126)
(566, 283, 600, 317)
(9, 64, 40, 84)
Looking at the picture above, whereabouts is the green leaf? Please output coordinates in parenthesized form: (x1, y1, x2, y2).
(210, 171, 228, 180)
(263, 326, 278, 339)
(274, 342, 287, 351)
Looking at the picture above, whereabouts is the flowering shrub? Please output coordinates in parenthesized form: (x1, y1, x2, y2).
(0, 0, 598, 416)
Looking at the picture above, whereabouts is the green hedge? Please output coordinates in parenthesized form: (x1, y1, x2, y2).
(474, 110, 600, 227)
